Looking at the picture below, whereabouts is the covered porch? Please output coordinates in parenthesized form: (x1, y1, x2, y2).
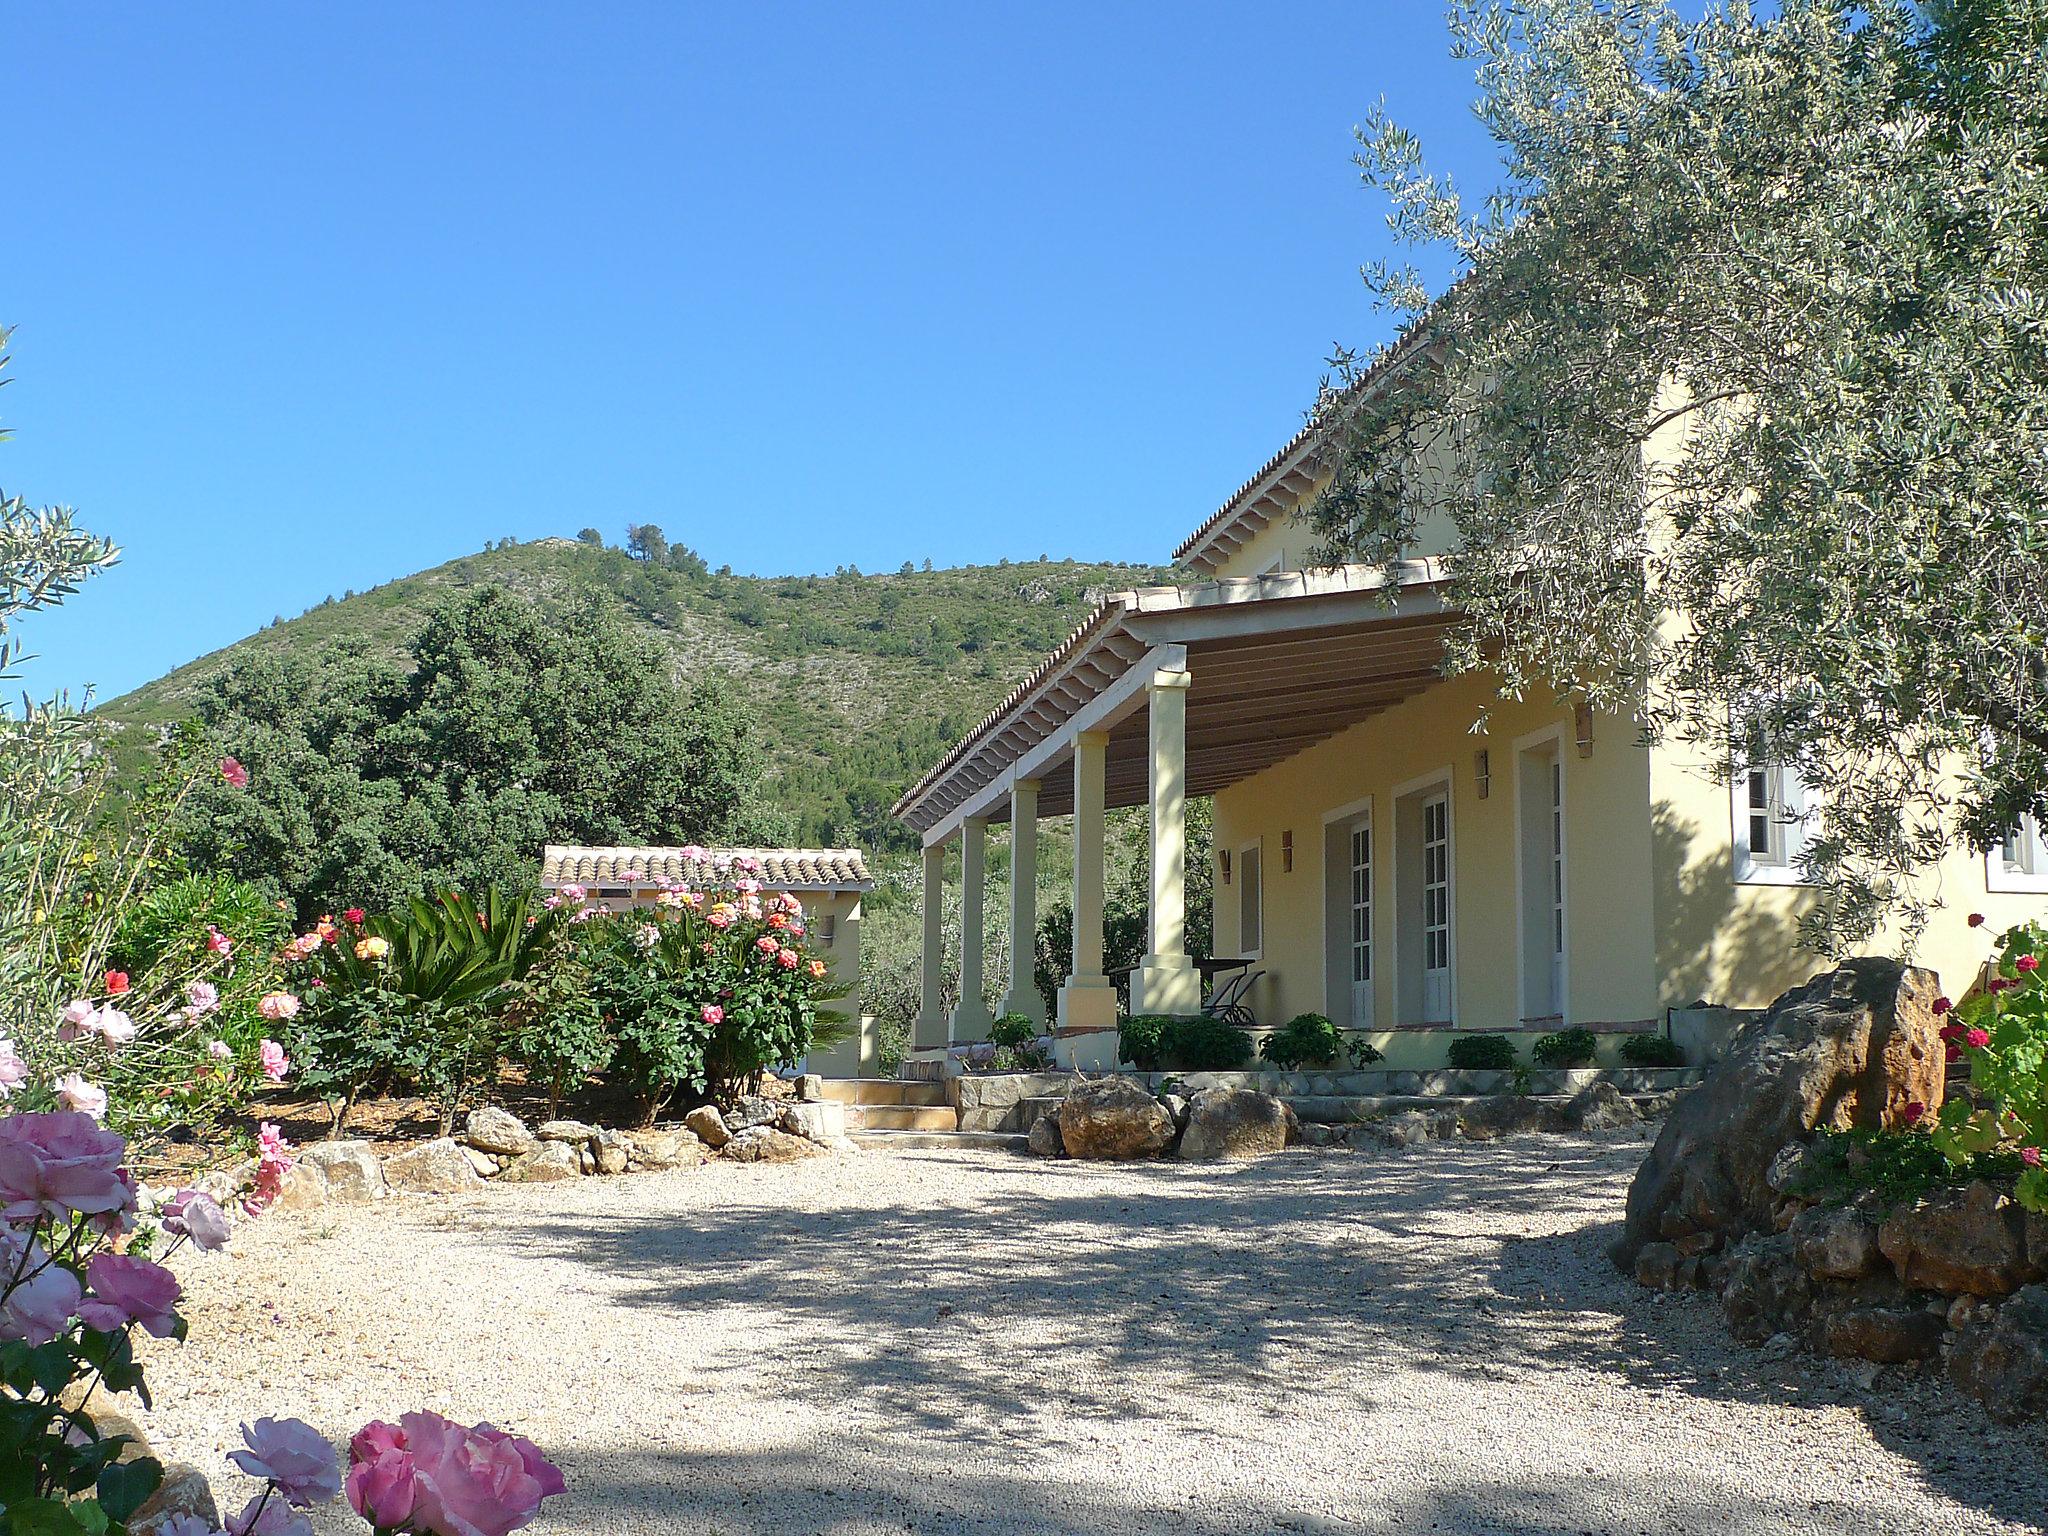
(890, 562, 1464, 1070)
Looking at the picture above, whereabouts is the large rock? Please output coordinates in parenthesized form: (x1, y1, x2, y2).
(625, 1128, 708, 1169)
(382, 1137, 487, 1195)
(1364, 1109, 1456, 1149)
(1026, 1115, 1065, 1158)
(1614, 959, 1943, 1271)
(1821, 1304, 1946, 1364)
(1458, 1096, 1568, 1141)
(780, 1102, 847, 1143)
(297, 1140, 388, 1204)
(133, 1459, 219, 1533)
(1789, 1205, 1882, 1281)
(1951, 1284, 2048, 1422)
(1878, 1181, 2035, 1297)
(725, 1096, 782, 1132)
(722, 1127, 825, 1163)
(1177, 1088, 1292, 1161)
(684, 1106, 732, 1148)
(499, 1140, 583, 1183)
(1562, 1082, 1640, 1133)
(1721, 1234, 1818, 1346)
(463, 1106, 536, 1156)
(536, 1118, 599, 1145)
(1056, 1077, 1177, 1161)
(273, 1160, 328, 1212)
(592, 1130, 631, 1175)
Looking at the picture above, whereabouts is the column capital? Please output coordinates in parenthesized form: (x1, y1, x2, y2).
(1074, 728, 1110, 749)
(1147, 668, 1193, 692)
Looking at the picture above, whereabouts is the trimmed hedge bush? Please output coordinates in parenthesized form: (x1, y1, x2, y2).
(1118, 1014, 1253, 1071)
(1531, 1027, 1598, 1068)
(1259, 1012, 1344, 1071)
(1620, 1031, 1688, 1067)
(1446, 1033, 1518, 1072)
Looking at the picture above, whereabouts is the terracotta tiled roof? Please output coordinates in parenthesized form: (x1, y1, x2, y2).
(540, 845, 872, 891)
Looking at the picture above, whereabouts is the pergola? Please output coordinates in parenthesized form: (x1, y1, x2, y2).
(891, 560, 1463, 1067)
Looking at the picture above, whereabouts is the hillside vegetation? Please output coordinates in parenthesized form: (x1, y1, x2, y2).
(100, 535, 1174, 853)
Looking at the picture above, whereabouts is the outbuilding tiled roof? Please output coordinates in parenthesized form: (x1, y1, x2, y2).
(540, 845, 872, 891)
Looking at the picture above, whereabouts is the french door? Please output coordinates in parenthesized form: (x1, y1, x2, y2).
(1546, 756, 1566, 1015)
(1421, 791, 1451, 1022)
(1349, 815, 1373, 1028)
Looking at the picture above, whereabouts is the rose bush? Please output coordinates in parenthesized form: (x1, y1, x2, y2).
(1934, 918, 2048, 1210)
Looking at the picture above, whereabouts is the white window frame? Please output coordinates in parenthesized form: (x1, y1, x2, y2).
(1236, 839, 1264, 960)
(1319, 794, 1376, 1031)
(1731, 753, 1815, 887)
(1988, 813, 2048, 895)
(1391, 766, 1457, 1027)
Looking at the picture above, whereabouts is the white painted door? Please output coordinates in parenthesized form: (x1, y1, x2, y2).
(1547, 757, 1566, 1015)
(1349, 816, 1373, 1028)
(1421, 791, 1451, 1022)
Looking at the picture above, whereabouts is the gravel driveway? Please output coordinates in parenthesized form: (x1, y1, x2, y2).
(135, 1135, 2048, 1536)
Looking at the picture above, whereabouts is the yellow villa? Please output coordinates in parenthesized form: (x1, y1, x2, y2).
(890, 412, 2048, 1074)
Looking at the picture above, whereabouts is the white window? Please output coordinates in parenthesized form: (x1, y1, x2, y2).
(1238, 842, 1264, 958)
(1989, 814, 2048, 894)
(1731, 753, 1812, 886)
(1349, 816, 1373, 1027)
(1421, 792, 1452, 1021)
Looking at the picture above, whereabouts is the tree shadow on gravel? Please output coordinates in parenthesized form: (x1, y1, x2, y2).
(507, 1141, 2048, 1531)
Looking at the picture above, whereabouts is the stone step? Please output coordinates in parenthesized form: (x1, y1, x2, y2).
(849, 1104, 959, 1132)
(850, 1129, 1028, 1154)
(814, 1079, 950, 1108)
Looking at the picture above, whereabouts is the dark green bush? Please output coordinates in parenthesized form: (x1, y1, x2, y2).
(990, 1012, 1040, 1049)
(1532, 1027, 1598, 1068)
(1118, 1015, 1173, 1071)
(1447, 1033, 1518, 1072)
(1118, 1013, 1252, 1071)
(1620, 1032, 1687, 1067)
(1345, 1035, 1386, 1067)
(1796, 1127, 2024, 1210)
(1259, 1012, 1344, 1071)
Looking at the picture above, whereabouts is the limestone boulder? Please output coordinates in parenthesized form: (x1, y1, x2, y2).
(1562, 1082, 1640, 1133)
(1721, 1234, 1819, 1346)
(1363, 1109, 1457, 1149)
(592, 1130, 631, 1175)
(793, 1074, 824, 1101)
(1614, 959, 1943, 1272)
(626, 1128, 707, 1169)
(780, 1102, 848, 1143)
(273, 1161, 328, 1212)
(684, 1106, 732, 1149)
(725, 1096, 782, 1132)
(1056, 1077, 1177, 1161)
(382, 1138, 487, 1195)
(498, 1140, 583, 1183)
(1026, 1115, 1065, 1158)
(297, 1140, 388, 1204)
(134, 1459, 219, 1533)
(1878, 1181, 2035, 1297)
(722, 1127, 825, 1163)
(1789, 1205, 1882, 1281)
(1458, 1096, 1568, 1141)
(1951, 1284, 2048, 1422)
(536, 1118, 599, 1145)
(1177, 1088, 1291, 1161)
(463, 1106, 536, 1156)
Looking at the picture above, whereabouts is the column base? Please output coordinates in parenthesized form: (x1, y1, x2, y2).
(998, 989, 1047, 1028)
(1056, 975, 1119, 1031)
(1130, 955, 1200, 1017)
(1055, 1028, 1121, 1071)
(950, 1000, 994, 1044)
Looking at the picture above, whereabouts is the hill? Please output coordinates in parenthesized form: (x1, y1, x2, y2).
(98, 536, 1175, 854)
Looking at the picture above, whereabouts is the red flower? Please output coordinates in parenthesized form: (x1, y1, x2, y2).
(1969, 912, 1987, 928)
(2019, 955, 2041, 974)
(1989, 977, 2013, 993)
(344, 908, 366, 925)
(2024, 1147, 2043, 1169)
(1967, 1027, 1992, 1050)
(103, 970, 129, 996)
(1947, 1043, 1964, 1065)
(1940, 1023, 1964, 1043)
(1933, 996, 1953, 1015)
(219, 755, 249, 789)
(1901, 1101, 1926, 1125)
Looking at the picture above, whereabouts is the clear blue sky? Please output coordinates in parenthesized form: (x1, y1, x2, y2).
(5, 3, 1496, 704)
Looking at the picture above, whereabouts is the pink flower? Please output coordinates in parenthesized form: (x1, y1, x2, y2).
(186, 980, 221, 1014)
(209, 1038, 233, 1060)
(560, 884, 587, 903)
(258, 992, 301, 1022)
(0, 1235, 80, 1345)
(1933, 996, 1953, 1015)
(103, 970, 129, 996)
(348, 1444, 419, 1529)
(0, 1110, 132, 1222)
(53, 1074, 108, 1120)
(399, 1410, 565, 1536)
(1967, 1027, 1992, 1049)
(162, 1187, 233, 1251)
(226, 1492, 313, 1536)
(344, 907, 367, 925)
(58, 998, 96, 1041)
(0, 1041, 26, 1098)
(207, 926, 234, 956)
(77, 1252, 182, 1337)
(2020, 955, 2041, 974)
(754, 936, 778, 954)
(259, 1040, 292, 1082)
(90, 1007, 137, 1047)
(776, 948, 799, 970)
(258, 1121, 291, 1161)
(701, 1005, 725, 1026)
(229, 1417, 342, 1507)
(1900, 1101, 1926, 1125)
(2024, 1147, 2044, 1169)
(679, 844, 708, 861)
(220, 755, 250, 789)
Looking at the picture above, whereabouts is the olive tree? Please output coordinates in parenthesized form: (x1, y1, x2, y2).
(1306, 0, 2048, 952)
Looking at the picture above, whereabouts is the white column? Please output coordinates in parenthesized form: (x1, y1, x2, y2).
(1132, 667, 1200, 1016)
(950, 816, 994, 1042)
(1000, 779, 1046, 1025)
(914, 840, 950, 1051)
(1057, 730, 1118, 1062)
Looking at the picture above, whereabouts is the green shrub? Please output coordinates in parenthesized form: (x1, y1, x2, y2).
(1620, 1032, 1687, 1067)
(1532, 1027, 1598, 1068)
(1118, 1013, 1252, 1071)
(1259, 1012, 1343, 1071)
(1345, 1035, 1386, 1068)
(1798, 1126, 2024, 1210)
(1447, 1033, 1518, 1072)
(990, 1012, 1040, 1049)
(506, 941, 615, 1116)
(1934, 919, 2048, 1210)
(1118, 1014, 1173, 1071)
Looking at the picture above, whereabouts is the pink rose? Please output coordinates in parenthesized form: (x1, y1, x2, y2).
(77, 1252, 182, 1338)
(53, 1075, 108, 1119)
(207, 927, 234, 956)
(229, 1417, 342, 1507)
(400, 1410, 565, 1536)
(220, 755, 250, 789)
(755, 936, 778, 954)
(162, 1187, 233, 1251)
(0, 1236, 80, 1345)
(258, 992, 301, 1022)
(348, 1444, 419, 1529)
(186, 980, 221, 1014)
(90, 1007, 138, 1047)
(209, 1039, 233, 1060)
(776, 948, 799, 970)
(259, 1040, 292, 1082)
(0, 1041, 26, 1098)
(58, 999, 95, 1041)
(701, 1005, 725, 1026)
(2024, 1147, 2043, 1169)
(0, 1111, 130, 1223)
(2020, 955, 2041, 974)
(1967, 1027, 1992, 1049)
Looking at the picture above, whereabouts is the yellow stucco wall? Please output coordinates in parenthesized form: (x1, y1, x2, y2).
(1206, 470, 1463, 582)
(1210, 669, 1659, 1067)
